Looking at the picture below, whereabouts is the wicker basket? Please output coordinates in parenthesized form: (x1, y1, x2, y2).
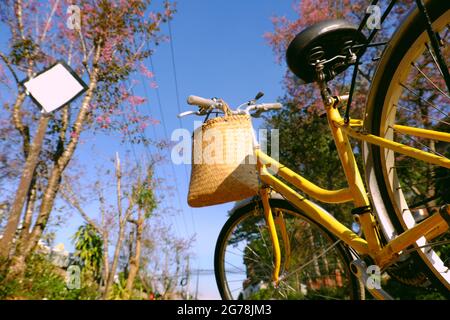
(188, 113, 259, 207)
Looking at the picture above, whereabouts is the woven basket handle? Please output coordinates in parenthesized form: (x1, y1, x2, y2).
(220, 100, 233, 117)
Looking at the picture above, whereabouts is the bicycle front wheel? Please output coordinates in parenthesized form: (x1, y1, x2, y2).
(214, 198, 362, 300)
(365, 0, 450, 293)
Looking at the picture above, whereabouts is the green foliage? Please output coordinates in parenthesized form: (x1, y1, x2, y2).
(9, 38, 40, 65)
(72, 224, 103, 279)
(0, 254, 98, 300)
(133, 166, 157, 218)
(382, 277, 446, 300)
(109, 272, 146, 300)
(110, 272, 127, 299)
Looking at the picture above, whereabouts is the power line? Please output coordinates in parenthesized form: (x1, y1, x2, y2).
(147, 53, 190, 237)
(136, 69, 182, 238)
(121, 78, 185, 246)
(167, 18, 197, 234)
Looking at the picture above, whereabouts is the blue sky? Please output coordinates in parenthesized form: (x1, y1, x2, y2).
(124, 0, 297, 299)
(1, 0, 298, 299)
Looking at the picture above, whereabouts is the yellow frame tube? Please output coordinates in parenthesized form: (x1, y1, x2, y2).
(274, 211, 291, 271)
(257, 151, 353, 204)
(258, 157, 449, 269)
(336, 123, 450, 169)
(349, 119, 364, 127)
(326, 107, 382, 253)
(392, 124, 450, 143)
(342, 120, 450, 143)
(375, 213, 449, 266)
(260, 187, 281, 283)
(259, 166, 370, 255)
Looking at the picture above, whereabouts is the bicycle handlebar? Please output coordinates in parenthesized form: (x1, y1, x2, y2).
(187, 95, 216, 107)
(180, 95, 283, 118)
(255, 103, 282, 111)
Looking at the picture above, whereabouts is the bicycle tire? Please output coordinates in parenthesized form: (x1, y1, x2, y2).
(364, 0, 450, 294)
(214, 198, 363, 300)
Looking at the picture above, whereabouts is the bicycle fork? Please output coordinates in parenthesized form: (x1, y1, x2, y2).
(260, 187, 283, 285)
(260, 186, 294, 286)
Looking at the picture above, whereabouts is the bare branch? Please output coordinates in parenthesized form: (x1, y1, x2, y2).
(60, 182, 101, 234)
(127, 218, 138, 225)
(0, 51, 20, 84)
(115, 151, 123, 221)
(14, 0, 26, 40)
(38, 0, 60, 45)
(78, 29, 91, 76)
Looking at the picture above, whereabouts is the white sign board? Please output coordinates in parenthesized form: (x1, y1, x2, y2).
(23, 61, 88, 113)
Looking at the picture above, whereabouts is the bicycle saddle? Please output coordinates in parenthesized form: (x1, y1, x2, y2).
(286, 19, 367, 84)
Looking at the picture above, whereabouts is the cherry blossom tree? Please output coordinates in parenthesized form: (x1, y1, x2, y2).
(0, 0, 174, 277)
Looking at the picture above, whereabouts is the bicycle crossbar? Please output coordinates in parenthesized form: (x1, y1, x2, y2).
(336, 123, 450, 169)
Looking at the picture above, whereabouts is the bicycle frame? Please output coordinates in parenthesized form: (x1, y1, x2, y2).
(255, 96, 450, 284)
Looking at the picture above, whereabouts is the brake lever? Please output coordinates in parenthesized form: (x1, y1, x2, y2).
(251, 109, 264, 118)
(177, 110, 200, 118)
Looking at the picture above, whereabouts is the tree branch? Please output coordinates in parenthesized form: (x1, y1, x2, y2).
(14, 0, 26, 40)
(127, 218, 138, 225)
(38, 0, 60, 45)
(115, 151, 123, 221)
(62, 184, 92, 223)
(0, 51, 20, 84)
(11, 92, 30, 157)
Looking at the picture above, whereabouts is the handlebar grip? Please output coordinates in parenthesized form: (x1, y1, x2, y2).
(261, 103, 282, 110)
(187, 95, 215, 107)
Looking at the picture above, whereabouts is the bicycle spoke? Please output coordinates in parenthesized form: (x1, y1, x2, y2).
(279, 239, 341, 282)
(408, 194, 442, 209)
(225, 279, 248, 283)
(395, 103, 450, 126)
(225, 248, 245, 257)
(393, 171, 450, 191)
(225, 260, 246, 273)
(425, 42, 446, 79)
(390, 126, 446, 157)
(311, 293, 340, 300)
(226, 247, 274, 270)
(403, 239, 450, 255)
(399, 83, 449, 118)
(411, 62, 450, 100)
(230, 287, 245, 294)
(256, 224, 274, 267)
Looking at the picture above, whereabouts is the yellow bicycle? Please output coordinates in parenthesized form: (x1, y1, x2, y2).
(182, 0, 450, 299)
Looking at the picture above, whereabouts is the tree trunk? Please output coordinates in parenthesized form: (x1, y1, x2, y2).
(124, 229, 134, 278)
(11, 92, 30, 156)
(4, 182, 39, 280)
(99, 188, 109, 289)
(102, 231, 109, 289)
(125, 215, 144, 298)
(0, 116, 49, 258)
(17, 178, 38, 244)
(6, 253, 26, 280)
(103, 225, 126, 299)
